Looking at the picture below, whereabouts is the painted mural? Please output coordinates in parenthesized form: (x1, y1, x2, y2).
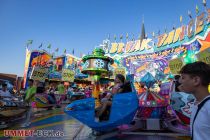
(23, 50, 81, 88)
(103, 10, 210, 81)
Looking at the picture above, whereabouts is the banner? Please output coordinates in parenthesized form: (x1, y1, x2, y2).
(114, 67, 126, 78)
(23, 48, 31, 88)
(54, 56, 66, 71)
(30, 67, 48, 82)
(169, 58, 183, 74)
(196, 48, 210, 64)
(49, 72, 62, 81)
(62, 69, 75, 82)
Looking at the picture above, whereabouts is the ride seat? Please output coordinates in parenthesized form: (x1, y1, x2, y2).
(99, 106, 111, 121)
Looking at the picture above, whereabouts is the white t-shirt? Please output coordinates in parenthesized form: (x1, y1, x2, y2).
(190, 95, 210, 140)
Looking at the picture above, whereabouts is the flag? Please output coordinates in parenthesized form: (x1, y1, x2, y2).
(64, 49, 66, 54)
(72, 49, 74, 55)
(158, 30, 161, 35)
(55, 48, 59, 52)
(152, 32, 155, 37)
(114, 35, 117, 41)
(108, 34, 110, 40)
(38, 43, 42, 48)
(173, 26, 176, 30)
(27, 40, 33, 46)
(196, 5, 199, 14)
(180, 15, 183, 23)
(120, 34, 123, 40)
(126, 33, 129, 39)
(203, 0, 207, 7)
(188, 10, 192, 19)
(42, 49, 47, 52)
(132, 34, 135, 41)
(164, 27, 167, 33)
(47, 44, 51, 49)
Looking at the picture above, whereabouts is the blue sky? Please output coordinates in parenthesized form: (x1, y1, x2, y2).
(0, 0, 205, 76)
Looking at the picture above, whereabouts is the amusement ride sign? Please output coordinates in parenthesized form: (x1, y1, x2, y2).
(168, 58, 183, 74)
(107, 10, 210, 55)
(62, 69, 75, 82)
(30, 66, 48, 82)
(113, 67, 126, 78)
(196, 48, 210, 64)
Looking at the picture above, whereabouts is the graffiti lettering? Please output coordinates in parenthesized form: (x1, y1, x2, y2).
(33, 71, 45, 78)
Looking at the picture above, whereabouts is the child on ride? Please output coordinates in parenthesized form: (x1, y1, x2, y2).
(96, 74, 132, 119)
(100, 74, 125, 103)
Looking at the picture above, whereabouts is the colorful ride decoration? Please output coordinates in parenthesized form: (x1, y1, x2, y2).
(30, 66, 48, 82)
(137, 72, 168, 119)
(81, 48, 113, 107)
(113, 67, 126, 79)
(62, 69, 75, 82)
(139, 92, 167, 108)
(23, 49, 81, 88)
(74, 73, 88, 79)
(170, 92, 195, 125)
(138, 92, 168, 119)
(140, 72, 156, 88)
(48, 71, 62, 81)
(158, 82, 171, 101)
(196, 47, 210, 64)
(33, 93, 54, 108)
(23, 50, 52, 88)
(168, 58, 184, 75)
(101, 10, 210, 83)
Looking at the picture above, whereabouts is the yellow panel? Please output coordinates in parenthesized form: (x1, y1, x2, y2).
(117, 43, 125, 53)
(195, 13, 205, 35)
(187, 19, 194, 38)
(140, 39, 152, 51)
(125, 41, 133, 53)
(173, 27, 182, 43)
(157, 34, 167, 47)
(207, 9, 210, 23)
(163, 30, 175, 46)
(110, 43, 118, 53)
(134, 40, 141, 51)
(208, 84, 210, 92)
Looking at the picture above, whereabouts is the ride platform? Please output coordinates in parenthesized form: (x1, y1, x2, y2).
(0, 105, 190, 140)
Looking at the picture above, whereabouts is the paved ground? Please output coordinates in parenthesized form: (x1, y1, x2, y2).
(0, 105, 190, 140)
(0, 106, 82, 140)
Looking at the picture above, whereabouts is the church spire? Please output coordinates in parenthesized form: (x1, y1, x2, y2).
(140, 17, 146, 45)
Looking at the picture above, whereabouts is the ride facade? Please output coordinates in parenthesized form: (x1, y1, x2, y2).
(65, 48, 139, 132)
(65, 7, 210, 138)
(22, 49, 83, 109)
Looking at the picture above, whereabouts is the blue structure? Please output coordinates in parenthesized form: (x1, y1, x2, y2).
(64, 92, 138, 132)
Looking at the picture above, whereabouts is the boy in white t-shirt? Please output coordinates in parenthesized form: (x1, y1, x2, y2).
(179, 61, 210, 140)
